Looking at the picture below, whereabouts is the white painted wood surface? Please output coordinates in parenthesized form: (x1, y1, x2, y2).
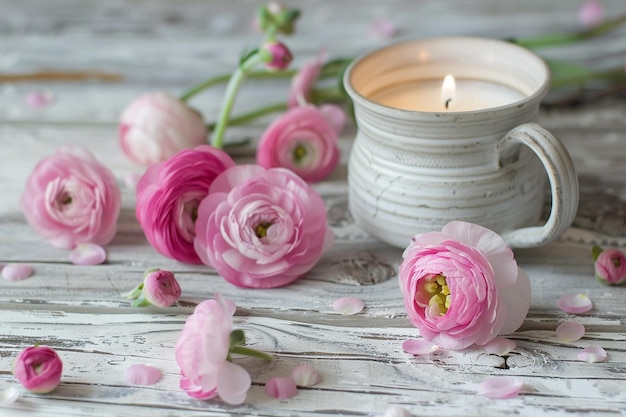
(1, 1, 626, 416)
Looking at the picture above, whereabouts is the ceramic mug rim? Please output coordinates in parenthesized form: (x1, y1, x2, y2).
(343, 36, 551, 121)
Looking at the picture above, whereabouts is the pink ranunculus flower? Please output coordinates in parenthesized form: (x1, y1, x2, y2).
(261, 41, 293, 71)
(13, 346, 63, 394)
(594, 248, 626, 285)
(119, 92, 207, 167)
(194, 165, 334, 288)
(287, 51, 325, 108)
(136, 145, 235, 264)
(143, 269, 182, 307)
(20, 146, 121, 249)
(175, 296, 251, 404)
(256, 105, 342, 182)
(399, 221, 531, 350)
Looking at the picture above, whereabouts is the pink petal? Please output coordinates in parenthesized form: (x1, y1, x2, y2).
(483, 338, 516, 356)
(216, 361, 251, 405)
(290, 364, 321, 386)
(477, 376, 524, 399)
(2, 263, 33, 281)
(579, 0, 603, 28)
(0, 387, 20, 405)
(318, 104, 346, 133)
(25, 91, 55, 108)
(265, 377, 298, 400)
(332, 297, 365, 315)
(557, 294, 592, 314)
(368, 18, 398, 40)
(384, 406, 412, 417)
(125, 364, 161, 385)
(402, 339, 439, 355)
(577, 346, 607, 363)
(498, 267, 531, 335)
(69, 243, 107, 265)
(556, 321, 586, 343)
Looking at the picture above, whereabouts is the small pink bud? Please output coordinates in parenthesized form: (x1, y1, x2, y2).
(261, 41, 293, 71)
(13, 346, 63, 394)
(594, 248, 626, 285)
(143, 270, 181, 307)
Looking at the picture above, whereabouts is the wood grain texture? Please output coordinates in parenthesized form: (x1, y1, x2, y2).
(1, 1, 626, 416)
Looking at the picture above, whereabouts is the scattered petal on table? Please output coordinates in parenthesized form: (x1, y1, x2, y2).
(402, 339, 439, 355)
(25, 91, 55, 108)
(0, 387, 20, 406)
(483, 338, 516, 356)
(69, 243, 107, 265)
(384, 405, 413, 417)
(368, 18, 397, 40)
(577, 346, 607, 363)
(332, 297, 365, 315)
(556, 321, 585, 343)
(578, 0, 603, 28)
(126, 364, 162, 386)
(556, 294, 592, 314)
(265, 377, 298, 400)
(477, 376, 524, 399)
(2, 263, 33, 281)
(290, 364, 321, 387)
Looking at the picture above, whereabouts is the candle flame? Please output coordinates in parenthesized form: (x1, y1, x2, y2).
(441, 74, 456, 110)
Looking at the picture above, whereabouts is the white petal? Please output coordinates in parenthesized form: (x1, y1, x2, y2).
(0, 387, 20, 405)
(556, 321, 586, 343)
(483, 338, 516, 356)
(69, 243, 107, 265)
(2, 264, 33, 281)
(498, 267, 531, 335)
(332, 297, 365, 315)
(577, 346, 607, 363)
(477, 376, 524, 399)
(384, 405, 413, 417)
(265, 377, 298, 400)
(290, 364, 321, 386)
(402, 339, 439, 355)
(557, 294, 592, 314)
(125, 364, 161, 385)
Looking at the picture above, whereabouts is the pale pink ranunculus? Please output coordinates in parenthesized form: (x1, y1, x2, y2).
(194, 165, 334, 288)
(13, 346, 63, 394)
(119, 92, 207, 167)
(399, 221, 531, 350)
(20, 146, 121, 249)
(175, 297, 251, 404)
(256, 105, 341, 183)
(136, 145, 235, 264)
(594, 248, 626, 285)
(287, 52, 325, 108)
(143, 269, 182, 307)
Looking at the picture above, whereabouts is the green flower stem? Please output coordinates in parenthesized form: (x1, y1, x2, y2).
(551, 67, 625, 89)
(230, 346, 273, 361)
(207, 102, 287, 130)
(310, 86, 345, 104)
(211, 53, 263, 149)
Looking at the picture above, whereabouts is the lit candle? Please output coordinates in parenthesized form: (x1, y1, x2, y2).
(371, 75, 525, 112)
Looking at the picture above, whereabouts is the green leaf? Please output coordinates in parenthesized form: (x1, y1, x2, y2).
(229, 329, 246, 348)
(121, 283, 144, 300)
(591, 246, 603, 261)
(230, 346, 273, 361)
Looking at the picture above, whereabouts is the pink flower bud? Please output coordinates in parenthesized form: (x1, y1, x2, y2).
(261, 42, 293, 71)
(143, 270, 182, 307)
(13, 346, 63, 394)
(595, 248, 626, 285)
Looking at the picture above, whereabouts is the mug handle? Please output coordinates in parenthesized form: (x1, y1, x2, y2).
(497, 122, 579, 248)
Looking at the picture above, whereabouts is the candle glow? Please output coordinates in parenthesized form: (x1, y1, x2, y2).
(441, 74, 456, 110)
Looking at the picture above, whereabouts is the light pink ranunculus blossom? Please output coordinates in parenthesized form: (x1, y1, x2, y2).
(261, 41, 293, 71)
(136, 145, 235, 264)
(399, 221, 531, 350)
(287, 51, 325, 108)
(119, 92, 207, 167)
(256, 105, 341, 183)
(20, 146, 121, 249)
(13, 346, 63, 394)
(594, 248, 626, 285)
(194, 165, 334, 288)
(175, 297, 251, 404)
(143, 269, 182, 307)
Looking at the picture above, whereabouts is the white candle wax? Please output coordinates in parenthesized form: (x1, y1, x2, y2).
(371, 79, 525, 112)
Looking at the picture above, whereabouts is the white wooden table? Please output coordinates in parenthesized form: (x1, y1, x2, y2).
(1, 1, 626, 416)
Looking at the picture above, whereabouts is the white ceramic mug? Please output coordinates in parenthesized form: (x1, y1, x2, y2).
(343, 37, 579, 248)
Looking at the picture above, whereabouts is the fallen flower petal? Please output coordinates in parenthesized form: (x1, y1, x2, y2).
(216, 361, 252, 405)
(579, 0, 603, 28)
(557, 294, 592, 314)
(483, 338, 516, 356)
(2, 264, 33, 281)
(577, 346, 607, 363)
(290, 364, 321, 386)
(384, 405, 413, 417)
(556, 321, 585, 343)
(477, 376, 524, 399)
(126, 364, 161, 386)
(402, 339, 439, 355)
(333, 297, 365, 315)
(69, 243, 107, 265)
(265, 377, 298, 400)
(368, 18, 398, 40)
(25, 91, 55, 108)
(0, 387, 20, 406)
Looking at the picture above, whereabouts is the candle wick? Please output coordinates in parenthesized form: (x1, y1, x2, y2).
(445, 98, 452, 110)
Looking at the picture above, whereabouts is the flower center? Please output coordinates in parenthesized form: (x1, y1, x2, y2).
(293, 144, 307, 163)
(613, 257, 622, 267)
(421, 273, 451, 316)
(254, 222, 273, 238)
